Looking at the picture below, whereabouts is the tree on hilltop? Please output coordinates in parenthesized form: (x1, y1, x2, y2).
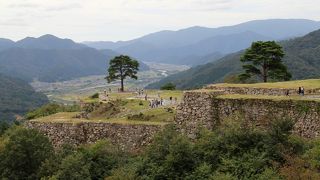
(106, 55, 139, 92)
(239, 41, 291, 82)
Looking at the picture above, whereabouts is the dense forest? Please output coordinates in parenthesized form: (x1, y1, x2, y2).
(147, 28, 320, 89)
(1, 117, 320, 179)
(0, 74, 48, 122)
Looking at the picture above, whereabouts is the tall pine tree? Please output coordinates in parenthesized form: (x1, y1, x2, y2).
(239, 41, 291, 82)
(106, 55, 139, 92)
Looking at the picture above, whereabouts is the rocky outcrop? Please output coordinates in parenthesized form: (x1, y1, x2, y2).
(26, 121, 163, 152)
(175, 90, 320, 139)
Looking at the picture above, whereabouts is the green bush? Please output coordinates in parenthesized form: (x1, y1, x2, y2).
(160, 83, 176, 90)
(127, 112, 155, 121)
(90, 93, 100, 99)
(38, 140, 125, 180)
(54, 153, 91, 180)
(81, 140, 125, 179)
(134, 118, 309, 179)
(0, 127, 54, 179)
(137, 125, 197, 179)
(0, 121, 10, 136)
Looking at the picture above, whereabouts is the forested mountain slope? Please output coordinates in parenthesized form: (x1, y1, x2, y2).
(0, 74, 48, 122)
(0, 48, 113, 82)
(147, 29, 320, 89)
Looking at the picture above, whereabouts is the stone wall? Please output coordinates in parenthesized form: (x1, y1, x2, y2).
(205, 85, 320, 96)
(175, 91, 320, 139)
(26, 121, 162, 152)
(175, 90, 224, 138)
(213, 98, 320, 138)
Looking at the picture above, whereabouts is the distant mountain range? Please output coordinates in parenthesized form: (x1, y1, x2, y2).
(0, 74, 48, 122)
(0, 35, 148, 82)
(147, 28, 320, 89)
(0, 19, 319, 83)
(85, 19, 320, 65)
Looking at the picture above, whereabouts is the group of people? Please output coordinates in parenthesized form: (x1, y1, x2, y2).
(149, 96, 178, 108)
(150, 98, 164, 108)
(137, 88, 144, 96)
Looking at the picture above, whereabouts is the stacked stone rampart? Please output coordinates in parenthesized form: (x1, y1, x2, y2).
(26, 121, 162, 152)
(175, 90, 320, 139)
(213, 98, 320, 138)
(175, 90, 224, 138)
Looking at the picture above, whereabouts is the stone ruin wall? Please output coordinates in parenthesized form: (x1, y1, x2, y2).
(176, 91, 320, 139)
(25, 86, 320, 151)
(213, 98, 320, 138)
(25, 121, 162, 152)
(175, 90, 224, 138)
(205, 85, 320, 96)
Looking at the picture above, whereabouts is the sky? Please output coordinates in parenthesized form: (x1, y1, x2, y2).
(0, 0, 319, 42)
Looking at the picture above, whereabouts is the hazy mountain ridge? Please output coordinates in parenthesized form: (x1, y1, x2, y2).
(0, 35, 148, 82)
(0, 34, 87, 51)
(15, 34, 87, 49)
(147, 28, 320, 89)
(114, 31, 272, 65)
(85, 19, 320, 65)
(0, 38, 15, 51)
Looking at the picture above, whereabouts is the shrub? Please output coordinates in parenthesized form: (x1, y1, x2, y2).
(166, 107, 174, 113)
(137, 125, 197, 179)
(81, 140, 125, 179)
(106, 164, 138, 180)
(0, 121, 10, 136)
(0, 127, 54, 179)
(41, 140, 125, 180)
(127, 112, 154, 121)
(160, 83, 176, 90)
(53, 153, 91, 180)
(90, 93, 99, 99)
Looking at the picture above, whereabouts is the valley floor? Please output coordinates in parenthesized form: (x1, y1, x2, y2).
(30, 62, 188, 104)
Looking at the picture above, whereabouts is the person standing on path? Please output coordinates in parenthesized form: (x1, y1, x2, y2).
(298, 87, 302, 95)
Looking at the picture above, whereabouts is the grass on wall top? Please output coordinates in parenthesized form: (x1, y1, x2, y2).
(211, 79, 320, 89)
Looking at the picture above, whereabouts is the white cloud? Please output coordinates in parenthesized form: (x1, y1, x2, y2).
(0, 0, 319, 41)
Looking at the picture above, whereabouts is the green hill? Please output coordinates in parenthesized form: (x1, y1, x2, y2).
(147, 29, 320, 89)
(0, 74, 48, 122)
